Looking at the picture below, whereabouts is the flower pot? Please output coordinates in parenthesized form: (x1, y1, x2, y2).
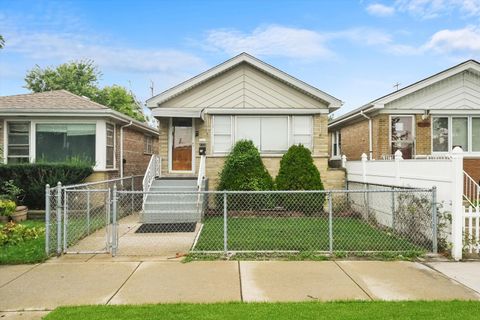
(11, 206, 28, 223)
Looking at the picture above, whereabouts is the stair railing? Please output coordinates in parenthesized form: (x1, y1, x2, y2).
(196, 155, 206, 212)
(464, 170, 480, 207)
(142, 155, 160, 210)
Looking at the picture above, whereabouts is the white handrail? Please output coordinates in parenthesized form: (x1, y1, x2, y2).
(142, 155, 160, 210)
(463, 171, 479, 207)
(197, 155, 206, 191)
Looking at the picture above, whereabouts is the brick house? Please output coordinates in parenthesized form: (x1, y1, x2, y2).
(0, 90, 159, 181)
(328, 59, 480, 182)
(146, 53, 345, 189)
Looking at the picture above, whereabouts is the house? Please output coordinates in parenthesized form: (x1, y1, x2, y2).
(146, 53, 345, 190)
(328, 59, 480, 183)
(0, 90, 159, 181)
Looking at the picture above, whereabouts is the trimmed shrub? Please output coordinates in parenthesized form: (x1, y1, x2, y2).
(0, 163, 93, 209)
(217, 140, 274, 210)
(275, 145, 325, 214)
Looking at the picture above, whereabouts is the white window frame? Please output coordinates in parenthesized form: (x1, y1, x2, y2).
(5, 120, 31, 164)
(144, 134, 153, 154)
(389, 115, 416, 155)
(106, 123, 115, 169)
(331, 131, 341, 159)
(431, 115, 480, 155)
(211, 115, 233, 154)
(211, 115, 313, 155)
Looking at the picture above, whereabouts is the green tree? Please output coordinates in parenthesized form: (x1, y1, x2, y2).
(0, 35, 4, 49)
(24, 60, 146, 122)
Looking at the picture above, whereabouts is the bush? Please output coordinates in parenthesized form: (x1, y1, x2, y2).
(217, 140, 274, 210)
(0, 222, 45, 246)
(0, 163, 93, 209)
(0, 199, 16, 217)
(276, 145, 325, 214)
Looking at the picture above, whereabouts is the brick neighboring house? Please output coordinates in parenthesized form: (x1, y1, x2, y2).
(146, 53, 345, 190)
(328, 59, 480, 182)
(0, 90, 159, 181)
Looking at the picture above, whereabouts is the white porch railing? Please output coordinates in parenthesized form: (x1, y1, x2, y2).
(142, 155, 161, 209)
(197, 154, 206, 191)
(463, 206, 480, 254)
(463, 171, 480, 207)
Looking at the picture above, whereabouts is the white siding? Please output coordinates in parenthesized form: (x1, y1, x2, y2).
(161, 64, 329, 110)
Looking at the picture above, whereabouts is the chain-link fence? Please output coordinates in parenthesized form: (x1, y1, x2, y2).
(110, 186, 437, 256)
(45, 176, 144, 256)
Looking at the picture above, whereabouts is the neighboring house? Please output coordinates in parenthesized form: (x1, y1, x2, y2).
(146, 53, 345, 189)
(328, 59, 480, 183)
(0, 90, 159, 181)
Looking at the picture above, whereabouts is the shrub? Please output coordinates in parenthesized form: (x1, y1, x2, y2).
(0, 180, 24, 204)
(275, 145, 325, 214)
(0, 163, 93, 209)
(0, 199, 16, 217)
(217, 140, 274, 210)
(0, 222, 45, 246)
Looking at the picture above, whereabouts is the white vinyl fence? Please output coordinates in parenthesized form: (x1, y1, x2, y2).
(344, 147, 467, 260)
(463, 206, 480, 254)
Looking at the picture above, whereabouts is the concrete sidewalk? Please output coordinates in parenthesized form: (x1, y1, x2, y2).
(1, 258, 479, 319)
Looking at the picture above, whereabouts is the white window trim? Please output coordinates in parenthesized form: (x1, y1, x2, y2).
(106, 122, 116, 169)
(4, 118, 110, 171)
(144, 134, 154, 154)
(431, 115, 480, 155)
(331, 131, 341, 160)
(168, 118, 196, 173)
(211, 115, 313, 155)
(389, 114, 416, 155)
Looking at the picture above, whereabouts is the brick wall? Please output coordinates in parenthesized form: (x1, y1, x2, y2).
(415, 115, 431, 155)
(464, 159, 480, 184)
(337, 119, 369, 160)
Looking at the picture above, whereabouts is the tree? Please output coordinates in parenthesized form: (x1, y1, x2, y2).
(24, 60, 146, 122)
(0, 35, 4, 49)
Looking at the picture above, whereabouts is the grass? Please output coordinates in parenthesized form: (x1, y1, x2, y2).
(45, 301, 480, 320)
(0, 220, 48, 264)
(194, 216, 424, 252)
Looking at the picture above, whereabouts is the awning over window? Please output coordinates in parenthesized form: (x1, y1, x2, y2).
(151, 108, 204, 119)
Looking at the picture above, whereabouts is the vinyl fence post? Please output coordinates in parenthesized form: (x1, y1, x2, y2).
(391, 186, 395, 231)
(112, 185, 118, 257)
(56, 182, 62, 256)
(432, 186, 438, 254)
(223, 192, 228, 255)
(45, 184, 50, 255)
(328, 192, 333, 254)
(86, 189, 91, 235)
(451, 147, 464, 261)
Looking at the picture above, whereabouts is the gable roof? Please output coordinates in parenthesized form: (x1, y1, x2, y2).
(146, 52, 343, 111)
(0, 90, 158, 135)
(329, 59, 480, 129)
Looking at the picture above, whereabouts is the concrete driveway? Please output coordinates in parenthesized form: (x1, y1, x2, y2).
(1, 258, 479, 319)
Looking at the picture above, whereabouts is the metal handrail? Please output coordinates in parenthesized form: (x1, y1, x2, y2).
(61, 175, 143, 190)
(197, 155, 206, 191)
(142, 155, 161, 210)
(463, 171, 480, 207)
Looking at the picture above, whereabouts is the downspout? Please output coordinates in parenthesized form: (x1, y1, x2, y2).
(120, 121, 133, 179)
(360, 110, 373, 160)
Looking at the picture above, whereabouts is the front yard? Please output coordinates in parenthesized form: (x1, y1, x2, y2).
(0, 220, 47, 264)
(45, 301, 480, 320)
(194, 216, 423, 252)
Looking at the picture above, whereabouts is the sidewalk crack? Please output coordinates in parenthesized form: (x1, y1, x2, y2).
(105, 261, 142, 305)
(334, 261, 374, 301)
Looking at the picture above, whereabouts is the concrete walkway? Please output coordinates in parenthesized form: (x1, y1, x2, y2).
(1, 258, 479, 319)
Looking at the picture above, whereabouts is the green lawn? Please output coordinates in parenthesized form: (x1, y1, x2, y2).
(0, 220, 48, 265)
(45, 301, 480, 320)
(194, 216, 423, 252)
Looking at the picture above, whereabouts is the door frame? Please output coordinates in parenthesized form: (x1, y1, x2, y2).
(389, 114, 416, 158)
(168, 117, 196, 173)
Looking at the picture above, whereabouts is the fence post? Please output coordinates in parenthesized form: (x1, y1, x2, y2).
(361, 153, 368, 183)
(56, 182, 62, 256)
(451, 147, 464, 261)
(341, 155, 347, 168)
(432, 186, 438, 254)
(131, 176, 134, 214)
(223, 192, 228, 255)
(45, 184, 50, 255)
(394, 150, 403, 184)
(112, 184, 118, 257)
(391, 186, 395, 231)
(328, 192, 333, 253)
(87, 189, 91, 235)
(366, 183, 370, 220)
(63, 190, 68, 253)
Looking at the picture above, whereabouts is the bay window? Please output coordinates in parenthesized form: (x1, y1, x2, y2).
(432, 116, 480, 153)
(35, 124, 96, 163)
(212, 115, 313, 153)
(7, 122, 30, 163)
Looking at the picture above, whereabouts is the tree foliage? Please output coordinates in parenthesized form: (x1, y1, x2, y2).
(24, 60, 145, 122)
(0, 35, 4, 49)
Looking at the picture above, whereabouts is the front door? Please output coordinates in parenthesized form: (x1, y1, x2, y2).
(391, 115, 415, 159)
(171, 118, 193, 171)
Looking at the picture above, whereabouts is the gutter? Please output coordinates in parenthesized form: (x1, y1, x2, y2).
(360, 110, 373, 160)
(119, 121, 133, 179)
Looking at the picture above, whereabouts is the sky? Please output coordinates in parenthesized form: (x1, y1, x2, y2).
(1, 0, 480, 117)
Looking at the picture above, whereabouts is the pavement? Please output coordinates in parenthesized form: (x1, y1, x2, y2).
(0, 257, 479, 320)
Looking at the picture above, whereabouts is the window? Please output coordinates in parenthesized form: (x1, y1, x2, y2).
(332, 131, 341, 158)
(212, 115, 313, 153)
(432, 117, 449, 152)
(35, 124, 96, 163)
(292, 116, 313, 149)
(106, 124, 115, 168)
(452, 117, 468, 151)
(213, 116, 232, 153)
(7, 122, 30, 163)
(472, 118, 480, 152)
(144, 135, 153, 154)
(391, 116, 414, 159)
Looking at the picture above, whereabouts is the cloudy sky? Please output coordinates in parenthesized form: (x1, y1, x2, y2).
(1, 0, 480, 116)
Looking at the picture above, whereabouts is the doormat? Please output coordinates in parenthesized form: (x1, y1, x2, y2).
(135, 223, 196, 233)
